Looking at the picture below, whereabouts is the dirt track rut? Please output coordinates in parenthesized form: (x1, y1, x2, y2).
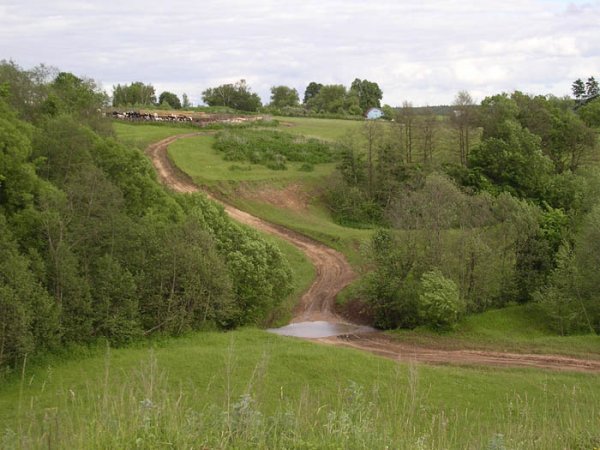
(146, 134, 600, 373)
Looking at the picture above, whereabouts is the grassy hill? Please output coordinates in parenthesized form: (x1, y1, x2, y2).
(1, 329, 598, 449)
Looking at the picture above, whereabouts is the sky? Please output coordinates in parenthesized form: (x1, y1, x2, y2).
(1, 0, 599, 106)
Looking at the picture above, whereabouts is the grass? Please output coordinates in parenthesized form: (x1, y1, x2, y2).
(229, 194, 371, 266)
(112, 122, 194, 149)
(166, 134, 372, 264)
(168, 135, 338, 184)
(275, 116, 363, 141)
(0, 328, 599, 449)
(389, 303, 600, 358)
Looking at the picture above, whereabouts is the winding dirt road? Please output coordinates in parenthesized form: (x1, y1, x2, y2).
(146, 134, 600, 373)
(146, 133, 356, 323)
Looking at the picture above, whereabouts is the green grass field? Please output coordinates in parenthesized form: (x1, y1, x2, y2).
(274, 116, 363, 141)
(1, 329, 598, 449)
(112, 122, 194, 149)
(390, 303, 600, 358)
(168, 135, 338, 184)
(164, 131, 372, 264)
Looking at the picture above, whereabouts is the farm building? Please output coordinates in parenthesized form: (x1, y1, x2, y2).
(365, 107, 384, 120)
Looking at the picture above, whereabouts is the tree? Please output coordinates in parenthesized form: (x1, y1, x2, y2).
(306, 84, 347, 113)
(47, 72, 108, 116)
(578, 98, 600, 127)
(0, 60, 56, 120)
(182, 93, 191, 108)
(112, 82, 156, 107)
(349, 78, 383, 113)
(397, 101, 415, 163)
(418, 269, 464, 329)
(586, 76, 599, 97)
(158, 91, 182, 109)
(201, 79, 262, 112)
(416, 106, 437, 164)
(269, 85, 300, 108)
(572, 78, 586, 99)
(468, 120, 552, 199)
(451, 91, 476, 166)
(303, 82, 323, 104)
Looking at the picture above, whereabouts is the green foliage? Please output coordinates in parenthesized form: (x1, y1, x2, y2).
(418, 269, 464, 329)
(112, 82, 156, 107)
(349, 78, 383, 113)
(0, 68, 295, 371)
(536, 203, 600, 334)
(361, 230, 421, 328)
(269, 85, 299, 108)
(158, 91, 181, 109)
(47, 72, 108, 117)
(303, 81, 323, 104)
(572, 78, 586, 99)
(202, 79, 262, 112)
(214, 129, 334, 170)
(468, 119, 552, 199)
(578, 98, 600, 127)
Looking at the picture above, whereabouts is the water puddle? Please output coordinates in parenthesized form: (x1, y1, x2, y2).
(268, 321, 375, 338)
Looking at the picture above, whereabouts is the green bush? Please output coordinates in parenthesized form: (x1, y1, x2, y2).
(213, 129, 334, 170)
(418, 269, 464, 329)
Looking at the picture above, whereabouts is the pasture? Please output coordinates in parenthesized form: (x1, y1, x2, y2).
(1, 329, 598, 449)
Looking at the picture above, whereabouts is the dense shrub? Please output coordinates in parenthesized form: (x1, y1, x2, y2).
(214, 129, 334, 170)
(418, 269, 464, 329)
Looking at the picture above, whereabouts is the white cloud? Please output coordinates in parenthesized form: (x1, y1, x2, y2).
(1, 0, 599, 106)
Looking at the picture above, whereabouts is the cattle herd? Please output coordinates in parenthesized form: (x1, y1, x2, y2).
(106, 110, 265, 126)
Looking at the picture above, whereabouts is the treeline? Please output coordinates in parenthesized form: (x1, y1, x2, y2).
(111, 78, 386, 116)
(0, 61, 292, 371)
(331, 91, 600, 334)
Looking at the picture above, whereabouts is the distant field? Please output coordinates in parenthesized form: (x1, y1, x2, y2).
(168, 135, 338, 184)
(274, 116, 363, 141)
(112, 122, 193, 149)
(1, 329, 598, 449)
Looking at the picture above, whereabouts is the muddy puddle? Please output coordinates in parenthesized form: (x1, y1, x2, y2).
(268, 321, 375, 338)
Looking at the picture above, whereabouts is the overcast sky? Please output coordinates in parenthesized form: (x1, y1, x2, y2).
(1, 0, 599, 106)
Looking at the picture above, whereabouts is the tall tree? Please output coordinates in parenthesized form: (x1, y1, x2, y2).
(349, 78, 383, 113)
(417, 107, 437, 164)
(269, 85, 300, 108)
(202, 79, 262, 112)
(305, 84, 347, 113)
(158, 91, 182, 109)
(586, 76, 599, 97)
(112, 82, 156, 107)
(451, 91, 475, 166)
(397, 101, 415, 163)
(303, 82, 323, 104)
(182, 93, 191, 108)
(572, 78, 586, 99)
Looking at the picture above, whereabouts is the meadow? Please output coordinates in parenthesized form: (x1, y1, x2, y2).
(1, 329, 598, 449)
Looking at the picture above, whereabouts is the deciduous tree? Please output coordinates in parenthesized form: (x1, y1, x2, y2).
(269, 85, 300, 108)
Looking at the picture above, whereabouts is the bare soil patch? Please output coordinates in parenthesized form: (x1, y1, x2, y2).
(237, 183, 309, 213)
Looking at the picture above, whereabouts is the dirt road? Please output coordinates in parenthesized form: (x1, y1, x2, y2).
(146, 133, 356, 323)
(146, 134, 600, 373)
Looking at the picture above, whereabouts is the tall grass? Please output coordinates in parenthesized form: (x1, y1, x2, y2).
(2, 330, 599, 449)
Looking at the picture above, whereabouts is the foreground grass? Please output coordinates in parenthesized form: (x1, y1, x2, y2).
(0, 329, 598, 449)
(390, 304, 600, 359)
